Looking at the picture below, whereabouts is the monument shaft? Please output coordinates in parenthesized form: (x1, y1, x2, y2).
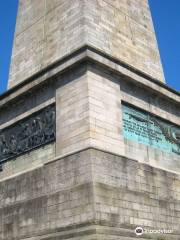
(8, 0, 165, 88)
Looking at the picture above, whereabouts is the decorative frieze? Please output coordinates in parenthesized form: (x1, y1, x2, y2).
(0, 105, 55, 168)
(122, 104, 180, 155)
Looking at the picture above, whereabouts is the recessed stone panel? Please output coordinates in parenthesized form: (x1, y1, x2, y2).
(0, 105, 55, 168)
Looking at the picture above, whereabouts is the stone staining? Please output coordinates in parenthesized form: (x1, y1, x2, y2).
(122, 104, 180, 155)
(0, 105, 55, 169)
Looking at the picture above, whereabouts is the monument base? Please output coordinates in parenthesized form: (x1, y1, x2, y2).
(1, 148, 180, 239)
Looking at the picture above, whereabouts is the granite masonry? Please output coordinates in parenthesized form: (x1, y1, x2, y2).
(0, 0, 180, 240)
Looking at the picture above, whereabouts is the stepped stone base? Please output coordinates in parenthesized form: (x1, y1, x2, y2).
(1, 148, 179, 240)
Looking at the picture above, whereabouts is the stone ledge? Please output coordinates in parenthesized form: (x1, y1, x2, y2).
(0, 45, 179, 108)
(47, 147, 180, 176)
(6, 222, 180, 240)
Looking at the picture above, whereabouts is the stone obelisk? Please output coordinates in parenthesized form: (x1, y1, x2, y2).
(0, 0, 179, 239)
(9, 0, 165, 88)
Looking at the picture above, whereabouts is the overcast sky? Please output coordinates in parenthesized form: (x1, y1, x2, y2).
(0, 0, 179, 94)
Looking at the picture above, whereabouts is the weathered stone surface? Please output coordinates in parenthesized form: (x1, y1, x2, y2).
(56, 64, 90, 156)
(90, 149, 180, 232)
(0, 50, 179, 240)
(0, 149, 179, 239)
(2, 61, 180, 177)
(0, 1, 179, 239)
(0, 150, 94, 240)
(0, 81, 55, 127)
(8, 0, 164, 88)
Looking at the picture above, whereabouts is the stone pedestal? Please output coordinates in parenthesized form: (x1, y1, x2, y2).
(0, 0, 180, 239)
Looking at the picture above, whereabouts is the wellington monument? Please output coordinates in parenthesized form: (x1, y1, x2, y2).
(0, 0, 180, 239)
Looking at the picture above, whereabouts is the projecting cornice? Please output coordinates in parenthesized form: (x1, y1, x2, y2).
(0, 45, 179, 108)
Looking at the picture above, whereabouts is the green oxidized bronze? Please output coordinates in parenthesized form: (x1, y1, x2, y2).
(122, 104, 180, 156)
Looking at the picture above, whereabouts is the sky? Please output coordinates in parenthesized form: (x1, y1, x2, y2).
(149, 0, 180, 91)
(0, 0, 179, 95)
(0, 0, 18, 94)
